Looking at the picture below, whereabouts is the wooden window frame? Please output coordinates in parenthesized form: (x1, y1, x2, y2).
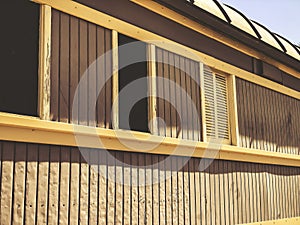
(1, 0, 299, 168)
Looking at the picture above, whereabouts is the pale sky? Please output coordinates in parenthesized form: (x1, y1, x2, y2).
(221, 0, 300, 46)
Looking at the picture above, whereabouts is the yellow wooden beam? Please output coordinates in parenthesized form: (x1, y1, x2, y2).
(131, 0, 300, 81)
(31, 0, 300, 101)
(0, 112, 300, 167)
(38, 4, 51, 120)
(242, 217, 300, 225)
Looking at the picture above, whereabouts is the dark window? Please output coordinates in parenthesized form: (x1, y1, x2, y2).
(118, 34, 149, 132)
(0, 1, 39, 116)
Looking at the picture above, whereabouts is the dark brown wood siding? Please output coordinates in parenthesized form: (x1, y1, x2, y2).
(0, 140, 299, 224)
(236, 78, 300, 155)
(51, 10, 112, 128)
(156, 48, 202, 141)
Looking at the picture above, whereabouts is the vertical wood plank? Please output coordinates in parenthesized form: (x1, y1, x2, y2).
(12, 143, 27, 224)
(24, 144, 38, 225)
(163, 51, 171, 138)
(159, 155, 166, 225)
(89, 149, 99, 225)
(165, 156, 172, 225)
(145, 154, 153, 224)
(105, 29, 113, 129)
(47, 146, 60, 224)
(169, 53, 177, 138)
(152, 155, 160, 225)
(50, 10, 60, 121)
(59, 147, 70, 224)
(228, 75, 239, 146)
(59, 13, 70, 123)
(69, 16, 79, 125)
(87, 23, 97, 127)
(138, 154, 146, 225)
(112, 30, 119, 129)
(148, 44, 158, 135)
(183, 158, 190, 225)
(177, 157, 184, 225)
(69, 148, 80, 225)
(39, 5, 52, 121)
(156, 48, 165, 137)
(115, 152, 123, 224)
(96, 26, 106, 128)
(171, 156, 179, 225)
(123, 152, 131, 224)
(36, 145, 50, 225)
(189, 159, 196, 225)
(79, 148, 89, 225)
(98, 150, 107, 224)
(106, 152, 115, 225)
(131, 153, 138, 225)
(0, 142, 14, 225)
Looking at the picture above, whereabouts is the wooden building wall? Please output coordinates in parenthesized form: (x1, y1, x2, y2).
(236, 78, 300, 155)
(0, 140, 299, 225)
(156, 47, 202, 141)
(50, 10, 113, 128)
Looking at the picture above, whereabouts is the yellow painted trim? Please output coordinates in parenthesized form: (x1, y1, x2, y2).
(147, 44, 158, 135)
(227, 75, 240, 146)
(38, 4, 51, 120)
(112, 30, 119, 129)
(1, 112, 300, 167)
(131, 0, 300, 80)
(31, 0, 300, 101)
(242, 217, 300, 225)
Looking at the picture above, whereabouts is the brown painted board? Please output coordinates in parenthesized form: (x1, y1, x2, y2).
(59, 13, 70, 123)
(50, 10, 60, 121)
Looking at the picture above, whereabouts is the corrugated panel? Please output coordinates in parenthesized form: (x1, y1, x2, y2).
(236, 78, 300, 155)
(51, 10, 113, 128)
(222, 5, 258, 37)
(156, 47, 202, 141)
(192, 0, 228, 21)
(204, 66, 230, 140)
(0, 141, 300, 224)
(251, 21, 284, 51)
(275, 34, 300, 61)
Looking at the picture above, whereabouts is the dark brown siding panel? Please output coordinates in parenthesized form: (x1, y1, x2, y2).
(74, 0, 253, 73)
(282, 72, 300, 92)
(50, 10, 112, 128)
(155, 48, 202, 141)
(262, 62, 283, 83)
(236, 78, 300, 155)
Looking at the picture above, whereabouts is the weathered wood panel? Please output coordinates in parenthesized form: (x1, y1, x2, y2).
(156, 48, 202, 141)
(50, 10, 112, 128)
(236, 78, 300, 155)
(0, 140, 299, 224)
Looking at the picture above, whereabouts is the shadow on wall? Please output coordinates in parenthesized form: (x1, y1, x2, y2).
(236, 78, 300, 155)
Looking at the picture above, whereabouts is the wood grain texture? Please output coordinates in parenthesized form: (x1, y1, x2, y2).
(50, 9, 112, 128)
(155, 47, 202, 141)
(0, 140, 299, 224)
(236, 78, 300, 155)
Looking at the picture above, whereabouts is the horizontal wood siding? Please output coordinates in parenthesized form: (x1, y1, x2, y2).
(0, 140, 299, 224)
(156, 47, 202, 141)
(51, 10, 112, 128)
(236, 78, 300, 155)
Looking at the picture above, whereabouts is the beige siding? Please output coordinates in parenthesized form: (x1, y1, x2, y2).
(0, 141, 299, 224)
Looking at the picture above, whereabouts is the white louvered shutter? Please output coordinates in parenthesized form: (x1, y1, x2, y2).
(203, 65, 230, 141)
